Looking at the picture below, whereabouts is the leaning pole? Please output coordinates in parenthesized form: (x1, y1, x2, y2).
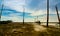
(47, 0, 49, 27)
(55, 5, 60, 26)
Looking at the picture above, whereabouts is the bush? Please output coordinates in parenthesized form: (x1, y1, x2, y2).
(0, 20, 12, 24)
(35, 21, 41, 25)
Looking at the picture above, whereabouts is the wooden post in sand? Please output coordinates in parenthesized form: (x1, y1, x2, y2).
(47, 0, 49, 27)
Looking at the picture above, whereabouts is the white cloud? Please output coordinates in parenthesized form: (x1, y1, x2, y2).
(49, 16, 58, 22)
(4, 0, 26, 12)
(1, 13, 59, 22)
(3, 0, 34, 15)
(1, 16, 23, 22)
(30, 10, 47, 16)
(25, 18, 34, 22)
(49, 8, 60, 14)
(3, 0, 34, 13)
(1, 13, 23, 22)
(1, 16, 35, 22)
(38, 15, 58, 22)
(1, 13, 34, 22)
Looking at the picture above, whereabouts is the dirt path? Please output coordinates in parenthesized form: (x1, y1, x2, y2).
(32, 23, 47, 32)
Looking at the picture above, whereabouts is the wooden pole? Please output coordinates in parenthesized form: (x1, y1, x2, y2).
(55, 5, 60, 24)
(23, 5, 25, 25)
(47, 0, 49, 27)
(37, 16, 38, 21)
(0, 4, 4, 21)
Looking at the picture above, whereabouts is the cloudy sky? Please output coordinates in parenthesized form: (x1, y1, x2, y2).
(0, 0, 60, 22)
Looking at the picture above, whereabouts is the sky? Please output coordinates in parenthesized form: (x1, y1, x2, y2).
(0, 0, 60, 22)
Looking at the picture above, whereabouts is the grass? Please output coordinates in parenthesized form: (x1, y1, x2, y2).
(0, 22, 60, 36)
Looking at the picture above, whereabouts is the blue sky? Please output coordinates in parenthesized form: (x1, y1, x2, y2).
(0, 0, 60, 22)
